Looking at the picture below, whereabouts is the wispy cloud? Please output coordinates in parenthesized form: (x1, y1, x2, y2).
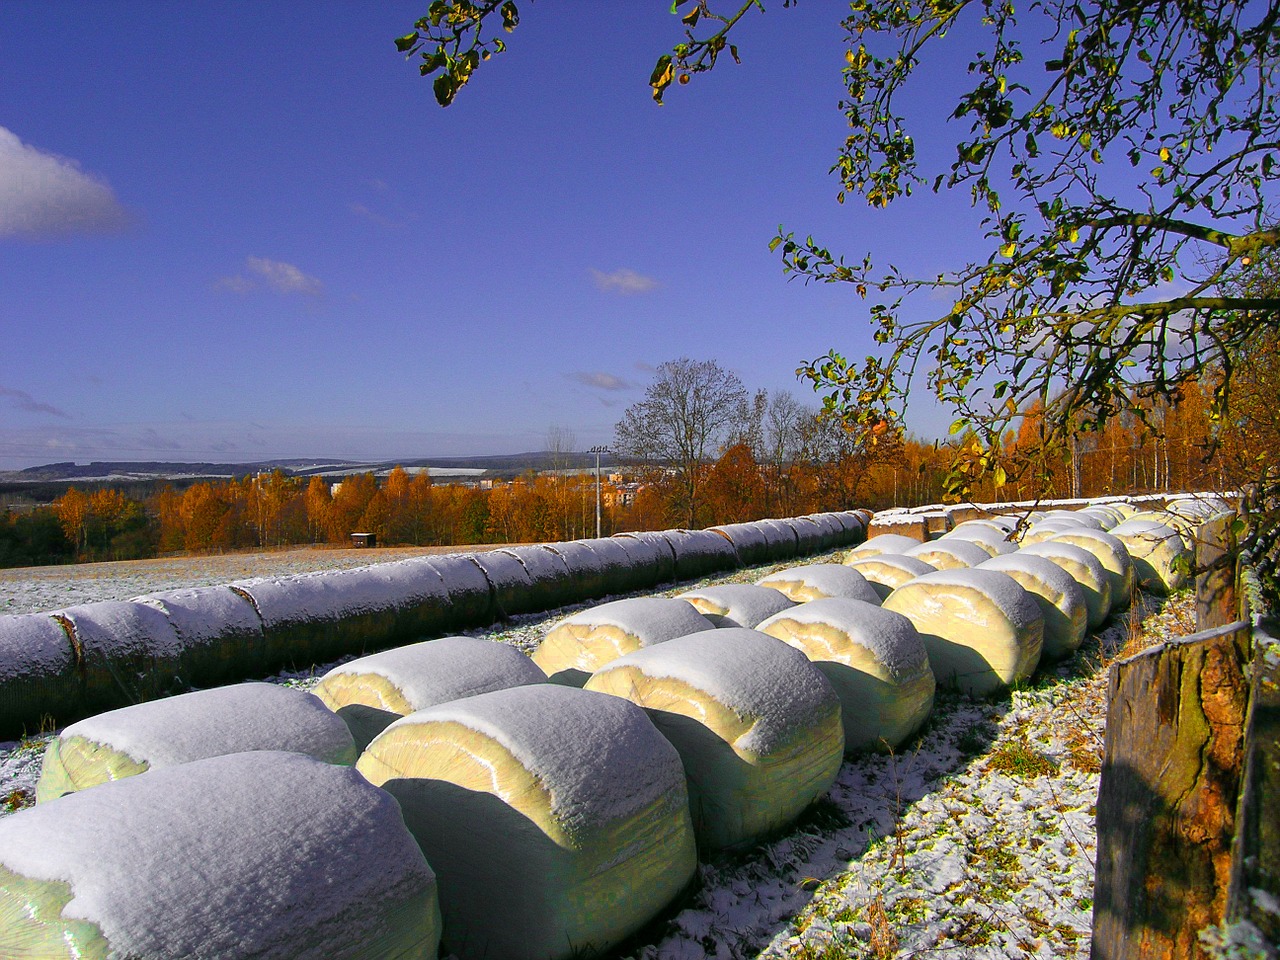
(591, 268, 658, 295)
(217, 256, 323, 296)
(0, 384, 70, 418)
(567, 371, 635, 391)
(348, 202, 400, 228)
(0, 126, 129, 240)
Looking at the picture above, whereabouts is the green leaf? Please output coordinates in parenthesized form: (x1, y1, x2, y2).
(395, 32, 420, 53)
(949, 418, 968, 435)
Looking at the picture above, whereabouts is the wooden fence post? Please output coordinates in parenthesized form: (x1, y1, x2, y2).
(1092, 621, 1252, 960)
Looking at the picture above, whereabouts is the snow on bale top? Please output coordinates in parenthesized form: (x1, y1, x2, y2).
(849, 533, 923, 559)
(676, 583, 797, 629)
(1046, 528, 1136, 612)
(0, 613, 78, 738)
(611, 531, 678, 583)
(756, 597, 935, 754)
(1017, 540, 1113, 627)
(532, 597, 713, 686)
(468, 549, 538, 616)
(133, 585, 266, 686)
(1, 752, 441, 960)
(1107, 520, 1193, 595)
(493, 544, 576, 610)
(902, 538, 992, 570)
(843, 554, 937, 601)
(37, 683, 358, 803)
(757, 563, 882, 604)
(314, 635, 546, 750)
(977, 553, 1088, 661)
(375, 684, 687, 841)
(1043, 509, 1105, 529)
(882, 568, 1044, 697)
(424, 554, 495, 628)
(1166, 493, 1232, 519)
(53, 601, 187, 711)
(707, 523, 772, 567)
(941, 524, 1017, 557)
(758, 597, 931, 684)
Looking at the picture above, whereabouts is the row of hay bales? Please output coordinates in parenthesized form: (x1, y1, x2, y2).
(0, 512, 868, 739)
(0, 495, 1231, 959)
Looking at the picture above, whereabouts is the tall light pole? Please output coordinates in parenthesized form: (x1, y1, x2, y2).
(589, 445, 609, 539)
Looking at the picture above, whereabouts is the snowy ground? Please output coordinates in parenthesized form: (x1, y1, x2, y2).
(0, 549, 1196, 959)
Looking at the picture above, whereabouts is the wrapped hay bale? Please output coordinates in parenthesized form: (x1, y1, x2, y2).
(134, 584, 266, 685)
(543, 541, 610, 601)
(848, 533, 924, 559)
(468, 550, 538, 616)
(801, 514, 844, 550)
(882, 569, 1043, 698)
(1109, 520, 1192, 595)
(532, 597, 712, 686)
(612, 532, 677, 584)
(977, 554, 1088, 661)
(230, 562, 453, 672)
(757, 598, 934, 753)
(1043, 509, 1105, 529)
(663, 529, 739, 580)
(832, 511, 867, 546)
(579, 537, 650, 595)
(844, 554, 936, 601)
(940, 524, 1017, 557)
(358, 685, 695, 960)
(0, 613, 79, 738)
(708, 523, 772, 567)
(1019, 541, 1114, 627)
(51, 601, 186, 715)
(492, 545, 576, 611)
(1077, 505, 1124, 529)
(902, 538, 992, 571)
(1046, 528, 1136, 612)
(781, 516, 827, 555)
(313, 635, 546, 750)
(757, 563, 881, 604)
(584, 628, 843, 853)
(424, 555, 495, 629)
(676, 583, 796, 628)
(0, 751, 440, 960)
(35, 682, 357, 803)
(757, 518, 801, 560)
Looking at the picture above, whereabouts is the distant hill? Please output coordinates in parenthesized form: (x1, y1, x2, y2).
(0, 452, 623, 486)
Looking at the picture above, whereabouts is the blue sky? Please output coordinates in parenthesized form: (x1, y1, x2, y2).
(0, 2, 988, 470)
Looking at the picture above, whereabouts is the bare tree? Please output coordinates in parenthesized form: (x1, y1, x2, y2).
(614, 358, 748, 528)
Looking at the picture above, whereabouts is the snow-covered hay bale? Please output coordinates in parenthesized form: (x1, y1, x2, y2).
(35, 682, 357, 803)
(848, 533, 925, 559)
(663, 529, 740, 580)
(0, 613, 79, 737)
(827, 511, 866, 545)
(532, 597, 712, 686)
(676, 583, 797, 628)
(134, 584, 266, 685)
(941, 524, 1017, 557)
(580, 537, 651, 594)
(757, 598, 934, 753)
(708, 522, 772, 567)
(543, 541, 610, 601)
(868, 512, 929, 540)
(425, 555, 495, 628)
(1046, 528, 1136, 612)
(902, 538, 992, 571)
(782, 516, 828, 555)
(1109, 520, 1192, 595)
(1017, 541, 1113, 627)
(469, 549, 538, 616)
(612, 531, 678, 583)
(1043, 509, 1105, 529)
(230, 562, 454, 671)
(844, 554, 936, 601)
(757, 563, 881, 604)
(358, 684, 695, 960)
(493, 545, 576, 611)
(757, 518, 801, 560)
(803, 513, 846, 550)
(51, 601, 185, 714)
(0, 751, 440, 960)
(882, 569, 1043, 698)
(977, 554, 1088, 661)
(313, 635, 546, 750)
(1077, 505, 1124, 529)
(584, 628, 842, 853)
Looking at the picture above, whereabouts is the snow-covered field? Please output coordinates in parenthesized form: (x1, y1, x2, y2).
(0, 548, 1195, 959)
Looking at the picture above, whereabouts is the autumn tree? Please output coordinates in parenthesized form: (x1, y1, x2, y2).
(703, 442, 767, 524)
(613, 358, 749, 528)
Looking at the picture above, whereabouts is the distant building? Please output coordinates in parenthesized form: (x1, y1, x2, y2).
(350, 532, 376, 548)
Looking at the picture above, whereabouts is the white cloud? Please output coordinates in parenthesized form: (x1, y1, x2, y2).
(217, 257, 323, 296)
(0, 126, 129, 239)
(591, 267, 658, 295)
(568, 371, 634, 391)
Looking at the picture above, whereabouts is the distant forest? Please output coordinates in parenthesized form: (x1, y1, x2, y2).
(0, 385, 1231, 569)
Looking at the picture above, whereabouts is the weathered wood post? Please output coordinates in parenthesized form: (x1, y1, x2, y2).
(1091, 621, 1252, 960)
